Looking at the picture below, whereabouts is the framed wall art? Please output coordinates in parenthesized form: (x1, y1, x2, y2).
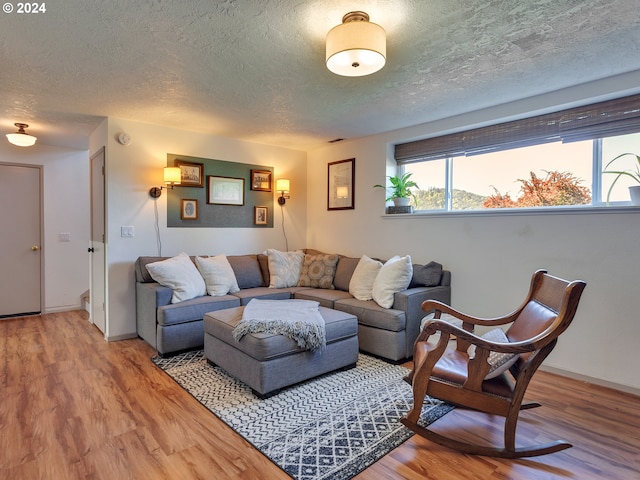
(254, 206, 268, 225)
(175, 160, 204, 187)
(180, 199, 198, 220)
(328, 158, 355, 210)
(251, 170, 272, 192)
(207, 176, 245, 205)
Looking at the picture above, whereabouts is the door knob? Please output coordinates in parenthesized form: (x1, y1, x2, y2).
(31, 245, 40, 251)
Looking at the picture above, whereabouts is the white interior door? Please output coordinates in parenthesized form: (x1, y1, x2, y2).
(90, 147, 106, 333)
(0, 163, 42, 317)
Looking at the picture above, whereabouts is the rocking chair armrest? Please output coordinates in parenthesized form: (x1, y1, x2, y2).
(422, 300, 520, 327)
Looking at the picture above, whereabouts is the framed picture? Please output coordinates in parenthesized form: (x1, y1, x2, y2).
(180, 199, 198, 220)
(254, 206, 268, 225)
(251, 170, 272, 192)
(328, 158, 355, 210)
(175, 160, 204, 187)
(207, 176, 245, 205)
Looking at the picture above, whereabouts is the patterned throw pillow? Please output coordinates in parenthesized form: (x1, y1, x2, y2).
(467, 327, 519, 379)
(297, 254, 339, 289)
(265, 249, 305, 288)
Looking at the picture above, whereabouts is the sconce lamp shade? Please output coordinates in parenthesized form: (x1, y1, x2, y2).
(326, 11, 386, 77)
(6, 123, 37, 147)
(276, 178, 290, 193)
(164, 167, 181, 185)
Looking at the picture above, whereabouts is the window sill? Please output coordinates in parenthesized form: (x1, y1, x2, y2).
(381, 205, 640, 219)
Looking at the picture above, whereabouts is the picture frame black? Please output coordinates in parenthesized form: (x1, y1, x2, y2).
(328, 158, 355, 210)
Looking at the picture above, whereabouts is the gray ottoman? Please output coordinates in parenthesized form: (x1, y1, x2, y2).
(204, 305, 359, 397)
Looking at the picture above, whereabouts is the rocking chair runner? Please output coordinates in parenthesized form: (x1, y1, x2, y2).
(401, 269, 586, 458)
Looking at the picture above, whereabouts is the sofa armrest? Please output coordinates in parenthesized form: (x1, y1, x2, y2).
(392, 285, 452, 358)
(136, 282, 172, 348)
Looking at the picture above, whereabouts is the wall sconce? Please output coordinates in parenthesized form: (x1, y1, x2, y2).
(149, 167, 181, 198)
(326, 11, 386, 77)
(6, 123, 37, 147)
(276, 178, 291, 205)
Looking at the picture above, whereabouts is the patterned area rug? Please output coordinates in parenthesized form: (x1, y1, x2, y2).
(153, 351, 453, 480)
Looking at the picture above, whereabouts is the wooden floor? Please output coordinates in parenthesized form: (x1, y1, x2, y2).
(1, 310, 638, 479)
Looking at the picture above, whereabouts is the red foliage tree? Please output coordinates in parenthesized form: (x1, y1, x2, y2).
(484, 171, 591, 208)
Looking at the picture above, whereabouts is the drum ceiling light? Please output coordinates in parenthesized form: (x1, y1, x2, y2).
(326, 11, 386, 77)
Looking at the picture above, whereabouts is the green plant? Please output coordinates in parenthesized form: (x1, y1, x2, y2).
(374, 172, 419, 202)
(603, 152, 640, 203)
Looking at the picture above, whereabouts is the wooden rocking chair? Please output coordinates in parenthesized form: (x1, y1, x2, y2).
(401, 269, 586, 458)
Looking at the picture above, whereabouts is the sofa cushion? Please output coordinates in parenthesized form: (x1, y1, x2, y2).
(349, 255, 382, 301)
(294, 288, 354, 309)
(372, 255, 413, 309)
(409, 261, 443, 287)
(333, 256, 359, 292)
(195, 255, 240, 296)
(158, 294, 240, 326)
(297, 253, 339, 289)
(231, 286, 294, 305)
(334, 298, 406, 332)
(266, 249, 305, 288)
(145, 252, 206, 303)
(227, 254, 264, 289)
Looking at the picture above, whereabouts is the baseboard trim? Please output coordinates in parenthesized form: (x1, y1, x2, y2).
(541, 365, 640, 397)
(106, 333, 138, 342)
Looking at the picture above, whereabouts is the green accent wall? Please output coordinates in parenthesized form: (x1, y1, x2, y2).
(166, 153, 274, 228)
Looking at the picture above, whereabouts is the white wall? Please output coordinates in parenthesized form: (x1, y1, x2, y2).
(306, 81, 640, 393)
(0, 142, 90, 313)
(103, 118, 307, 340)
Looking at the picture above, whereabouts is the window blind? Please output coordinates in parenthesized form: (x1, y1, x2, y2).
(395, 93, 640, 164)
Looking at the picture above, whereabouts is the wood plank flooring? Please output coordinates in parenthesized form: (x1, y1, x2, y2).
(1, 310, 638, 479)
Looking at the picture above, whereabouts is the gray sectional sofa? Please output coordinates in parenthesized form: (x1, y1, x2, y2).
(135, 250, 451, 361)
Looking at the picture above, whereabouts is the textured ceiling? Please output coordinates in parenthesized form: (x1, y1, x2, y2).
(1, 0, 639, 151)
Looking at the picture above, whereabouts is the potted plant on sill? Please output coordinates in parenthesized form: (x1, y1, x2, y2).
(373, 172, 419, 207)
(603, 152, 640, 206)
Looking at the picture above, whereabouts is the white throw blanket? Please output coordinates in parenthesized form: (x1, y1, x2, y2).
(233, 299, 326, 351)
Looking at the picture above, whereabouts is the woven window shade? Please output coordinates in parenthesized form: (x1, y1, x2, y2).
(395, 93, 640, 164)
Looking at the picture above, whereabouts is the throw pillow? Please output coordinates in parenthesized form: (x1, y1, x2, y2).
(195, 255, 240, 296)
(409, 261, 443, 287)
(372, 255, 413, 309)
(349, 255, 382, 301)
(297, 253, 339, 289)
(265, 249, 305, 288)
(467, 327, 519, 379)
(145, 252, 206, 303)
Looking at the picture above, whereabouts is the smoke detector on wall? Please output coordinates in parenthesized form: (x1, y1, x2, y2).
(118, 132, 131, 145)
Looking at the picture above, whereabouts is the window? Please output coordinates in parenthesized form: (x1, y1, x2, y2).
(394, 94, 640, 212)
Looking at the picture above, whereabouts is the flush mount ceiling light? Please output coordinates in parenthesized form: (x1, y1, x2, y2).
(6, 123, 37, 147)
(326, 11, 386, 77)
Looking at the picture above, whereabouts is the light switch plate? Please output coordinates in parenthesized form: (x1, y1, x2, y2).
(59, 232, 71, 242)
(121, 226, 134, 238)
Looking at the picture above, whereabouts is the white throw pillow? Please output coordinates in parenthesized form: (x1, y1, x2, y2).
(349, 255, 382, 301)
(266, 249, 305, 288)
(467, 327, 519, 379)
(372, 255, 413, 309)
(145, 252, 206, 303)
(195, 255, 240, 296)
